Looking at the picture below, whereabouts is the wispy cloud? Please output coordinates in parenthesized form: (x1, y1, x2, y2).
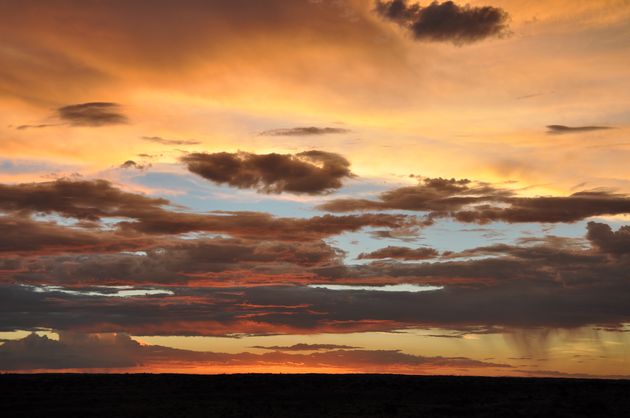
(141, 136, 201, 146)
(546, 125, 613, 135)
(57, 102, 128, 127)
(258, 127, 350, 136)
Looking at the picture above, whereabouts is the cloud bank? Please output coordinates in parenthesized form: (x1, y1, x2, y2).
(0, 332, 507, 372)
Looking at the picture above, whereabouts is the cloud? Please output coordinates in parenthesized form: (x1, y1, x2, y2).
(3, 221, 630, 335)
(0, 179, 418, 244)
(181, 150, 354, 195)
(358, 246, 439, 260)
(119, 160, 151, 170)
(453, 191, 630, 224)
(16, 102, 127, 131)
(9, 237, 343, 285)
(375, 0, 510, 45)
(119, 211, 417, 242)
(0, 179, 168, 221)
(16, 124, 57, 130)
(141, 136, 201, 146)
(0, 215, 153, 255)
(546, 125, 613, 135)
(3, 177, 630, 337)
(0, 332, 509, 372)
(258, 127, 350, 136)
(586, 221, 630, 256)
(0, 333, 141, 370)
(319, 177, 509, 212)
(251, 343, 360, 351)
(57, 102, 128, 127)
(319, 176, 630, 224)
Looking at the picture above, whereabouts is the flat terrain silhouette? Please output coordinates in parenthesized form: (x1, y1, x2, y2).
(2, 374, 628, 417)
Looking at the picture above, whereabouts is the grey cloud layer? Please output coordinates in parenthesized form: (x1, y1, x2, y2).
(2, 221, 630, 334)
(2, 173, 630, 338)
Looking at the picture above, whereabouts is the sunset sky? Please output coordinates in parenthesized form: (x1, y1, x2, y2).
(1, 0, 629, 377)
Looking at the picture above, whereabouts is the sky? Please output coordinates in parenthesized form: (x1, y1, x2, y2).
(0, 0, 629, 378)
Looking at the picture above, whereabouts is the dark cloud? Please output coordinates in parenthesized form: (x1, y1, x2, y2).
(319, 177, 509, 212)
(9, 237, 343, 286)
(546, 125, 613, 135)
(358, 246, 439, 260)
(2, 220, 630, 336)
(3, 246, 629, 333)
(4, 177, 630, 337)
(57, 102, 128, 127)
(258, 127, 350, 136)
(120, 211, 417, 242)
(0, 179, 417, 243)
(181, 150, 354, 195)
(586, 221, 630, 256)
(119, 160, 151, 170)
(318, 176, 510, 216)
(453, 191, 630, 224)
(319, 177, 630, 224)
(141, 136, 201, 146)
(425, 334, 463, 339)
(0, 333, 141, 370)
(0, 179, 168, 221)
(0, 216, 101, 254)
(0, 215, 153, 255)
(0, 332, 507, 372)
(251, 343, 360, 351)
(376, 0, 510, 44)
(16, 124, 56, 130)
(0, 222, 628, 333)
